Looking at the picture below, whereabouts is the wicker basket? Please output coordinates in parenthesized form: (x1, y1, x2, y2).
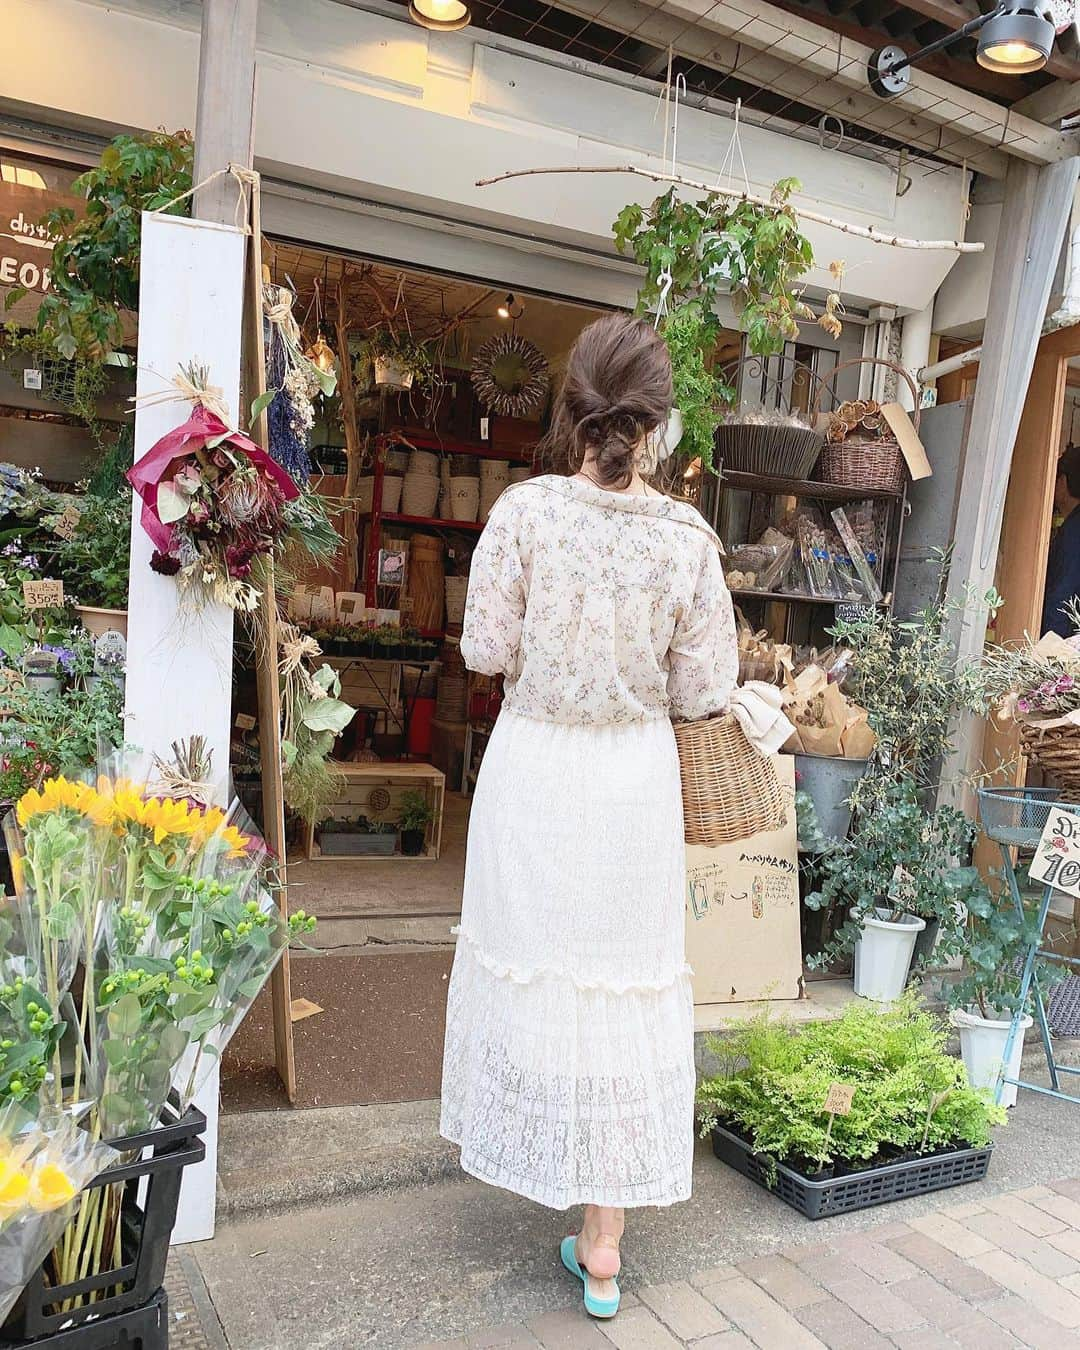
(814, 357, 918, 495)
(673, 712, 786, 846)
(1018, 719, 1080, 792)
(401, 471, 440, 518)
(445, 576, 469, 625)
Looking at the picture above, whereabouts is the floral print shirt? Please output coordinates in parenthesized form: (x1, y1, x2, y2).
(461, 475, 738, 726)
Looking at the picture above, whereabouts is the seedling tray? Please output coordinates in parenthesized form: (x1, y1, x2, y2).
(711, 1123, 992, 1219)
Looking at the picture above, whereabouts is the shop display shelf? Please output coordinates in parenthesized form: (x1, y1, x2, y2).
(710, 1123, 992, 1220)
(720, 468, 903, 501)
(381, 512, 484, 534)
(729, 588, 888, 607)
(387, 429, 533, 464)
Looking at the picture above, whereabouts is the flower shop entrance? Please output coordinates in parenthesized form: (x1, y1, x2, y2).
(221, 240, 685, 1111)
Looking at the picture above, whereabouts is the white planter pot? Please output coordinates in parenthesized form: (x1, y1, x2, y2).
(373, 355, 415, 391)
(952, 1007, 1033, 1108)
(649, 407, 684, 463)
(851, 907, 925, 1002)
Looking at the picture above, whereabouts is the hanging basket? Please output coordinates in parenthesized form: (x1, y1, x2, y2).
(673, 712, 786, 846)
(1017, 719, 1080, 792)
(715, 355, 828, 478)
(813, 358, 918, 495)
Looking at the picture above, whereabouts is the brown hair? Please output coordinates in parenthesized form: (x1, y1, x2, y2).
(541, 313, 673, 489)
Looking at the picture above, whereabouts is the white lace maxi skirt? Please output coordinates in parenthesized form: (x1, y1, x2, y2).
(440, 710, 695, 1210)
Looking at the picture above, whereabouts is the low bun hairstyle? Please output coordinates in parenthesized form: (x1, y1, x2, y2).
(541, 314, 674, 490)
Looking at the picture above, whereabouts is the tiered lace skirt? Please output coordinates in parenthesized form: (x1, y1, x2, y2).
(440, 711, 695, 1210)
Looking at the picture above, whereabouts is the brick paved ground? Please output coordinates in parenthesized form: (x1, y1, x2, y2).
(413, 1179, 1080, 1350)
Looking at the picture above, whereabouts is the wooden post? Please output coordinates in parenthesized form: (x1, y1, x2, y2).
(192, 0, 259, 226)
(244, 182, 296, 1103)
(335, 266, 363, 591)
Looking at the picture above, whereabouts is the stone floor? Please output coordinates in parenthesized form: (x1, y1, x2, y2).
(179, 1080, 1080, 1350)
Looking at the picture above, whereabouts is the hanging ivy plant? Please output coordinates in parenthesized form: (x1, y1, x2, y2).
(613, 178, 816, 470)
(9, 130, 194, 361)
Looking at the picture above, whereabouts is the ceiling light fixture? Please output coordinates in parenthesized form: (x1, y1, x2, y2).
(867, 2, 1053, 97)
(497, 293, 524, 320)
(408, 0, 471, 30)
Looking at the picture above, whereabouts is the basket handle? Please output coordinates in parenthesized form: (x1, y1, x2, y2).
(813, 356, 921, 432)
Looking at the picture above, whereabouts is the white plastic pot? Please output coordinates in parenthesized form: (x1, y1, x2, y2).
(851, 907, 925, 1002)
(951, 1007, 1032, 1108)
(373, 355, 415, 391)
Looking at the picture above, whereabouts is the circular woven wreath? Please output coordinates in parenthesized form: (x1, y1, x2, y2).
(471, 334, 549, 417)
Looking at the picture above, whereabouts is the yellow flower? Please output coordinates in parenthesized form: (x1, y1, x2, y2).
(70, 782, 113, 828)
(139, 797, 202, 845)
(16, 776, 84, 826)
(109, 787, 148, 833)
(0, 1159, 29, 1219)
(221, 824, 251, 858)
(27, 1161, 76, 1213)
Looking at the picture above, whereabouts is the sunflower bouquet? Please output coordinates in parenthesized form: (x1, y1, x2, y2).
(0, 765, 314, 1311)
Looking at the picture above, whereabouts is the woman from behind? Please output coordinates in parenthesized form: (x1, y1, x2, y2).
(440, 312, 738, 1318)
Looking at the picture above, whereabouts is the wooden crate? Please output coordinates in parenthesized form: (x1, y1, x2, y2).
(328, 657, 401, 713)
(304, 761, 445, 862)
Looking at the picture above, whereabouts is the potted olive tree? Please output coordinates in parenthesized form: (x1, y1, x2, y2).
(805, 780, 985, 1001)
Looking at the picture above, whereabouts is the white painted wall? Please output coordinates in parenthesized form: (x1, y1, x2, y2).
(3, 0, 970, 313)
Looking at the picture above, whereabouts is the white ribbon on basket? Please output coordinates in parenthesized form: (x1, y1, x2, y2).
(728, 681, 795, 757)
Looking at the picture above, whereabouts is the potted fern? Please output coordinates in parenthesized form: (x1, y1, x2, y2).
(398, 789, 434, 857)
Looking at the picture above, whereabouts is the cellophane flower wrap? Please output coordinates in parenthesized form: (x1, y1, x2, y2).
(0, 762, 314, 1309)
(126, 403, 300, 612)
(0, 1105, 117, 1324)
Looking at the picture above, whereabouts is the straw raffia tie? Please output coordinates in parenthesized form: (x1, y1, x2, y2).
(131, 363, 233, 427)
(280, 630, 322, 676)
(153, 162, 260, 234)
(263, 286, 301, 344)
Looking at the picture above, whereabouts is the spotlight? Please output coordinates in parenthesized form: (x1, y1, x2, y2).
(409, 0, 471, 31)
(497, 293, 524, 320)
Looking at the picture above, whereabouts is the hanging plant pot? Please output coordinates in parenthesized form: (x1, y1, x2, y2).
(373, 356, 415, 391)
(75, 605, 128, 641)
(952, 1007, 1033, 1108)
(851, 907, 925, 1002)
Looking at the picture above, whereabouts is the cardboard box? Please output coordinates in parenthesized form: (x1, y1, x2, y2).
(685, 755, 803, 1006)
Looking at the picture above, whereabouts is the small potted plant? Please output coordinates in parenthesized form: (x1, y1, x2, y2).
(804, 779, 981, 1001)
(398, 790, 434, 857)
(316, 814, 397, 857)
(51, 493, 131, 639)
(360, 328, 432, 393)
(940, 879, 1061, 1107)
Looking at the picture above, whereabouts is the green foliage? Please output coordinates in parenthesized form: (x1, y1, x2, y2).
(0, 325, 109, 439)
(697, 992, 1006, 1173)
(357, 328, 432, 383)
(21, 130, 193, 359)
(86, 425, 135, 500)
(46, 493, 130, 609)
(939, 875, 1065, 1020)
(282, 662, 356, 822)
(613, 181, 813, 470)
(398, 789, 434, 832)
(804, 778, 984, 970)
(0, 676, 124, 802)
(831, 570, 1001, 792)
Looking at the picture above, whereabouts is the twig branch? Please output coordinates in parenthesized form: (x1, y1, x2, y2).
(475, 164, 984, 253)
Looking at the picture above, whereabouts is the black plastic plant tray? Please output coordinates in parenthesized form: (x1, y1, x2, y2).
(0, 1289, 167, 1350)
(1, 1103, 204, 1342)
(711, 1123, 992, 1220)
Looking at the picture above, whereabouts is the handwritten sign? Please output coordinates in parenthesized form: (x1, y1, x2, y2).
(53, 505, 81, 540)
(22, 579, 64, 609)
(824, 1083, 856, 1116)
(234, 713, 257, 731)
(1030, 805, 1080, 900)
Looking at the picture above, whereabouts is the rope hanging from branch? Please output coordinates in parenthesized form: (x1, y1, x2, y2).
(475, 164, 984, 253)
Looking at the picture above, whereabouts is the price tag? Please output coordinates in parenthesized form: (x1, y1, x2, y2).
(1030, 805, 1080, 900)
(824, 1083, 856, 1116)
(53, 505, 81, 540)
(22, 579, 64, 609)
(234, 713, 257, 731)
(22, 369, 42, 391)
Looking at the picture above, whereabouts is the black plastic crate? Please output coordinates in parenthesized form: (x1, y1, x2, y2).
(0, 1290, 166, 1350)
(711, 1123, 992, 1220)
(1, 1104, 204, 1343)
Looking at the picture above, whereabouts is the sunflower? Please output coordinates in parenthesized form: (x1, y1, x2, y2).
(0, 1159, 29, 1219)
(17, 777, 86, 827)
(139, 797, 203, 845)
(220, 824, 251, 858)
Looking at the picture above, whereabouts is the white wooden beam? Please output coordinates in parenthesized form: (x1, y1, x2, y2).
(1011, 78, 1080, 127)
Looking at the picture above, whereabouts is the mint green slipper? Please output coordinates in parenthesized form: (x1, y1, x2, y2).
(560, 1234, 620, 1319)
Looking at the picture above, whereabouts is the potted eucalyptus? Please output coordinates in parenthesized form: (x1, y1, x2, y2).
(940, 881, 1060, 1107)
(398, 789, 434, 857)
(805, 779, 984, 1001)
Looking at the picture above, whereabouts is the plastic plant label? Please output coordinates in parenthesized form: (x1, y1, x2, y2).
(53, 505, 81, 540)
(22, 578, 64, 609)
(22, 368, 42, 391)
(1030, 806, 1080, 899)
(824, 1083, 856, 1115)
